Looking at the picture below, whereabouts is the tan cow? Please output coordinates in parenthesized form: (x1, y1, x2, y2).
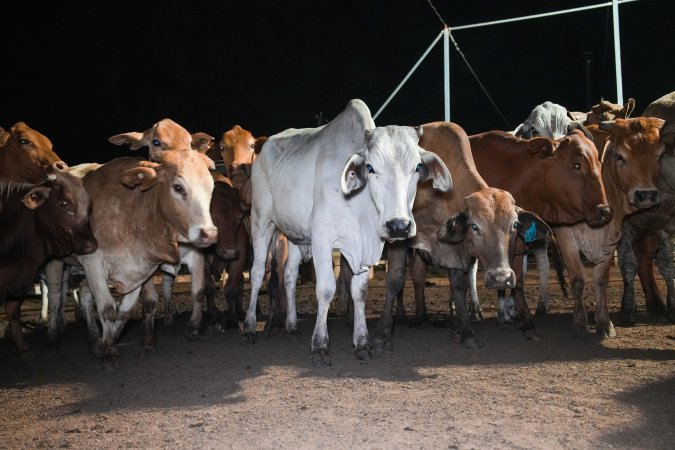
(77, 150, 217, 362)
(568, 98, 636, 125)
(214, 125, 258, 178)
(553, 117, 666, 338)
(0, 122, 62, 183)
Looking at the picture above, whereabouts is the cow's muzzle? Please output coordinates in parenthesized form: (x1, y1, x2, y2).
(586, 203, 612, 226)
(75, 238, 98, 255)
(191, 227, 218, 248)
(385, 219, 411, 240)
(484, 269, 516, 290)
(631, 188, 660, 209)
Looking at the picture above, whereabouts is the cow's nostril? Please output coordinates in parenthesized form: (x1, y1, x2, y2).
(634, 189, 659, 205)
(385, 219, 410, 238)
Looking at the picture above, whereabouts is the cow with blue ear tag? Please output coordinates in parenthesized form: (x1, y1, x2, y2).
(245, 99, 451, 366)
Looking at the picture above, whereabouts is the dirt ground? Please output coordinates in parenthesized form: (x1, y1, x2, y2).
(1, 262, 674, 450)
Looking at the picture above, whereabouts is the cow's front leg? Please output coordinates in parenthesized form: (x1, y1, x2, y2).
(111, 287, 143, 346)
(244, 221, 278, 343)
(185, 251, 206, 340)
(593, 254, 615, 338)
(533, 240, 551, 316)
(654, 231, 675, 323)
(373, 241, 407, 352)
(44, 259, 65, 345)
(77, 279, 100, 345)
(161, 272, 176, 329)
(141, 286, 159, 352)
(309, 244, 336, 366)
(350, 270, 372, 360)
(411, 250, 430, 326)
(5, 300, 29, 354)
(511, 253, 538, 339)
(617, 225, 638, 326)
(449, 268, 481, 349)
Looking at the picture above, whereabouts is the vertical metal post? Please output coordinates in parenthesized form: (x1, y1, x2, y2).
(443, 27, 450, 122)
(612, 0, 624, 104)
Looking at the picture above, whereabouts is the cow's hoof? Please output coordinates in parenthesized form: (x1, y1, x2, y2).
(572, 325, 590, 341)
(462, 336, 482, 349)
(618, 309, 636, 327)
(354, 344, 372, 360)
(309, 348, 331, 367)
(102, 357, 120, 371)
(184, 326, 201, 342)
(535, 304, 548, 318)
(596, 322, 616, 339)
(372, 336, 393, 353)
(241, 331, 257, 345)
(286, 327, 300, 343)
(470, 311, 484, 323)
(523, 329, 543, 341)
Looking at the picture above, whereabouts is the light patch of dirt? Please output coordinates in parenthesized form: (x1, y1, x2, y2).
(1, 263, 674, 449)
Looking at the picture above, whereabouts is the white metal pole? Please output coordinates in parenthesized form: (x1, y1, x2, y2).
(444, 27, 450, 122)
(374, 31, 444, 120)
(612, 0, 624, 104)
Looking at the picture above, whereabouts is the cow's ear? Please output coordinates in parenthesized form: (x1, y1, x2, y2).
(121, 166, 159, 191)
(191, 132, 215, 153)
(527, 137, 556, 157)
(621, 98, 636, 118)
(514, 123, 534, 139)
(515, 207, 551, 243)
(254, 136, 267, 155)
(21, 186, 51, 209)
(341, 153, 367, 195)
(109, 132, 144, 150)
(437, 212, 468, 243)
(662, 131, 675, 155)
(418, 148, 452, 192)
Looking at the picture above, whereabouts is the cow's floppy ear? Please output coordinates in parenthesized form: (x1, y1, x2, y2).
(21, 186, 51, 209)
(437, 212, 468, 243)
(418, 148, 452, 192)
(121, 166, 159, 191)
(341, 153, 367, 195)
(254, 136, 267, 155)
(191, 132, 215, 153)
(109, 132, 144, 150)
(567, 121, 594, 142)
(527, 137, 556, 157)
(515, 207, 551, 243)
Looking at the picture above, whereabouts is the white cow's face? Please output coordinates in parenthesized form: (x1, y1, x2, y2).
(341, 125, 452, 242)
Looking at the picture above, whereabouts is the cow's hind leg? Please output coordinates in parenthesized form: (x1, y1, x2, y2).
(411, 251, 430, 326)
(373, 241, 407, 352)
(111, 287, 143, 348)
(184, 251, 206, 340)
(161, 272, 176, 329)
(44, 259, 65, 345)
(533, 240, 551, 317)
(449, 268, 481, 349)
(592, 254, 615, 339)
(282, 242, 302, 338)
(243, 221, 278, 343)
(618, 224, 639, 326)
(655, 231, 675, 323)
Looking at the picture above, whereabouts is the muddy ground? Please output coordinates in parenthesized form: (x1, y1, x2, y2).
(1, 262, 674, 449)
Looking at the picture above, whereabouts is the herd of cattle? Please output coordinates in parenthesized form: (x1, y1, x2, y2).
(1, 90, 674, 367)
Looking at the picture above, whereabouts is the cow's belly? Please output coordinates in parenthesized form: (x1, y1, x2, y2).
(80, 246, 159, 295)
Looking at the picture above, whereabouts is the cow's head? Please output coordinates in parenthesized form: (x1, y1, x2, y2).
(600, 117, 668, 210)
(210, 175, 248, 261)
(437, 188, 550, 290)
(109, 118, 212, 161)
(121, 150, 218, 247)
(341, 125, 452, 242)
(515, 101, 593, 141)
(584, 98, 635, 125)
(1, 122, 63, 183)
(526, 131, 612, 226)
(23, 162, 98, 257)
(218, 125, 257, 177)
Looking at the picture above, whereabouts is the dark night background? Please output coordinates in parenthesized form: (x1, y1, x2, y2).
(1, 0, 673, 165)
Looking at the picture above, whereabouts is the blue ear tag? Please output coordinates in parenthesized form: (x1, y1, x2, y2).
(524, 222, 537, 243)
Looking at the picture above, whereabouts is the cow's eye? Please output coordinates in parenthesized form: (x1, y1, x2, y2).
(60, 200, 74, 214)
(615, 153, 625, 163)
(366, 164, 375, 174)
(173, 184, 184, 194)
(415, 163, 423, 173)
(152, 139, 161, 147)
(471, 224, 479, 232)
(219, 144, 224, 151)
(19, 138, 29, 145)
(573, 163, 581, 171)
(513, 222, 520, 230)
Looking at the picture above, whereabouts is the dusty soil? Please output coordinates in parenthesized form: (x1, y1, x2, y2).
(1, 262, 674, 450)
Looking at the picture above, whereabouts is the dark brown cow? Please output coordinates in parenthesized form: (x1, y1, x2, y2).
(552, 117, 666, 338)
(467, 130, 611, 324)
(0, 122, 62, 183)
(0, 163, 97, 353)
(371, 122, 551, 351)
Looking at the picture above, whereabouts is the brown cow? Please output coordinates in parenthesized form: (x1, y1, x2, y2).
(568, 98, 636, 125)
(370, 122, 551, 351)
(76, 151, 217, 362)
(0, 163, 97, 353)
(467, 130, 611, 323)
(0, 122, 62, 183)
(552, 117, 666, 338)
(216, 125, 257, 178)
